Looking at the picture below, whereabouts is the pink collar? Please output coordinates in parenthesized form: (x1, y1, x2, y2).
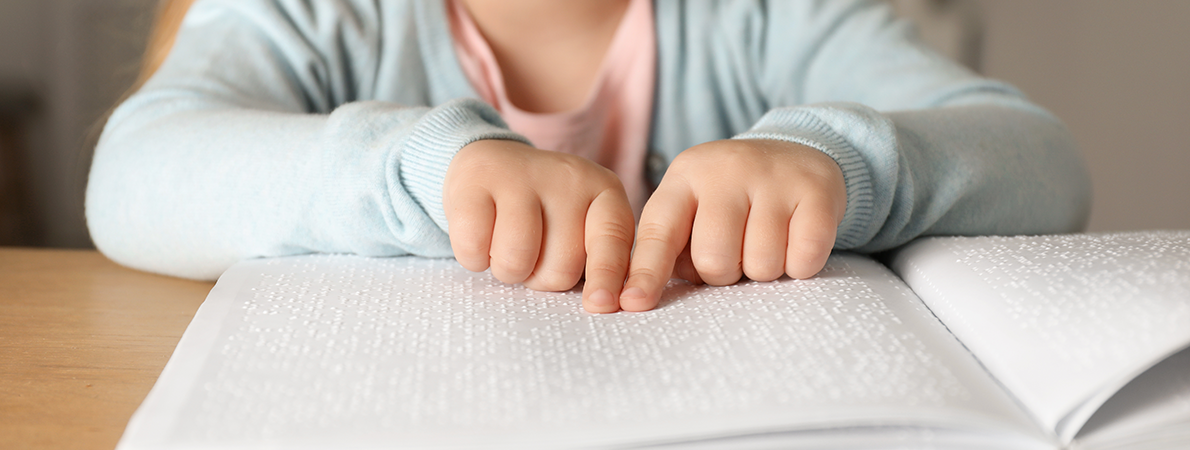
(447, 0, 657, 213)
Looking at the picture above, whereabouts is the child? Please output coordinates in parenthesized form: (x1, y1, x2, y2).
(87, 0, 1091, 313)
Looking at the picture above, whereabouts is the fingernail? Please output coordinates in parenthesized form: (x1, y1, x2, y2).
(620, 287, 646, 303)
(588, 288, 616, 311)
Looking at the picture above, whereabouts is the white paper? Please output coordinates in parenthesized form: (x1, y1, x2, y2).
(891, 231, 1190, 443)
(1073, 346, 1190, 450)
(118, 253, 1041, 449)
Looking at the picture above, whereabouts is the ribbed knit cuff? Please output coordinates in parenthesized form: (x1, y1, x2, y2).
(733, 105, 891, 249)
(399, 98, 530, 231)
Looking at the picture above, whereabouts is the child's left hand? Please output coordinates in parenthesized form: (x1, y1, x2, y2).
(618, 139, 847, 311)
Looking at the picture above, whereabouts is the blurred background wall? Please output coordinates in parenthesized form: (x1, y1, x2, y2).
(0, 0, 1187, 249)
(0, 0, 154, 247)
(978, 1, 1190, 232)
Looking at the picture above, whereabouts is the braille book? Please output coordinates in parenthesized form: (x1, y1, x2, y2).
(117, 231, 1190, 450)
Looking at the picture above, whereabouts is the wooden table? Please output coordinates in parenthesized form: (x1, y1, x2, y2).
(0, 248, 214, 450)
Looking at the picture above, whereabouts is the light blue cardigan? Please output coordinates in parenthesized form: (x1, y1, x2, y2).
(87, 0, 1091, 280)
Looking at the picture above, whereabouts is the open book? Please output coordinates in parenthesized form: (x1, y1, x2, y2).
(118, 231, 1190, 450)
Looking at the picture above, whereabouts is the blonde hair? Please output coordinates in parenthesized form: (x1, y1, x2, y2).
(137, 0, 197, 87)
(84, 0, 196, 210)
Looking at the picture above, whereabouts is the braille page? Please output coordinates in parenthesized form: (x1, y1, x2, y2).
(1073, 346, 1190, 450)
(891, 231, 1190, 443)
(118, 253, 1044, 450)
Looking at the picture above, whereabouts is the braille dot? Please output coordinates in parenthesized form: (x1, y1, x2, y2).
(175, 251, 1016, 444)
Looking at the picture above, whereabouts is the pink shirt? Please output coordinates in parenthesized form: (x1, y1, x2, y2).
(447, 0, 657, 213)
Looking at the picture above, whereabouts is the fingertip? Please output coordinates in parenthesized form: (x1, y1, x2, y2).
(581, 188, 634, 314)
(447, 198, 495, 273)
(785, 249, 830, 279)
(786, 201, 838, 280)
(488, 197, 543, 285)
(491, 260, 536, 285)
(618, 286, 657, 312)
(456, 257, 490, 273)
(787, 265, 822, 280)
(618, 184, 694, 313)
(583, 287, 620, 314)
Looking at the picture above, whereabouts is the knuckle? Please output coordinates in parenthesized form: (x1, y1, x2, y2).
(453, 254, 489, 272)
(591, 219, 634, 248)
(669, 143, 765, 187)
(627, 266, 668, 284)
(792, 234, 835, 255)
(802, 170, 843, 195)
(718, 143, 762, 163)
(590, 166, 623, 186)
(557, 154, 607, 181)
(497, 246, 538, 267)
(701, 271, 742, 286)
(667, 148, 698, 169)
(554, 156, 588, 179)
(634, 222, 673, 244)
(450, 237, 488, 261)
(540, 157, 627, 198)
(691, 253, 741, 284)
(743, 259, 784, 282)
(796, 162, 846, 195)
(452, 146, 506, 180)
(524, 266, 583, 292)
(786, 248, 830, 280)
(585, 262, 625, 281)
(490, 252, 536, 282)
(786, 261, 824, 280)
(668, 149, 710, 175)
(449, 237, 490, 271)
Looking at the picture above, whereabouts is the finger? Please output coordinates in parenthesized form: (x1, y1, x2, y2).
(489, 195, 543, 284)
(621, 184, 696, 312)
(522, 196, 587, 292)
(581, 189, 635, 313)
(671, 240, 703, 285)
(741, 199, 791, 282)
(785, 199, 838, 279)
(446, 189, 496, 272)
(689, 191, 748, 286)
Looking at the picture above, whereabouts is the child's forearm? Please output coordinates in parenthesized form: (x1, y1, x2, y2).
(735, 101, 1091, 254)
(727, 1, 1091, 251)
(873, 103, 1091, 248)
(88, 97, 522, 280)
(88, 1, 530, 280)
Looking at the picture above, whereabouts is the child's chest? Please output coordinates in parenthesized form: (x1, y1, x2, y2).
(462, 0, 630, 113)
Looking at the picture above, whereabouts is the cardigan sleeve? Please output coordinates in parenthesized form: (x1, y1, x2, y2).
(733, 0, 1091, 252)
(86, 0, 528, 280)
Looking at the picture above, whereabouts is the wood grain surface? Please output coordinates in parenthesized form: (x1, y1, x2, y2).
(0, 248, 213, 450)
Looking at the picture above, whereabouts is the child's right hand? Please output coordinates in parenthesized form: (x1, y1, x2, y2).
(444, 139, 636, 314)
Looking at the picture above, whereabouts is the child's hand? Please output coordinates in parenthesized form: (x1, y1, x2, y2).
(619, 139, 846, 311)
(444, 139, 636, 313)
